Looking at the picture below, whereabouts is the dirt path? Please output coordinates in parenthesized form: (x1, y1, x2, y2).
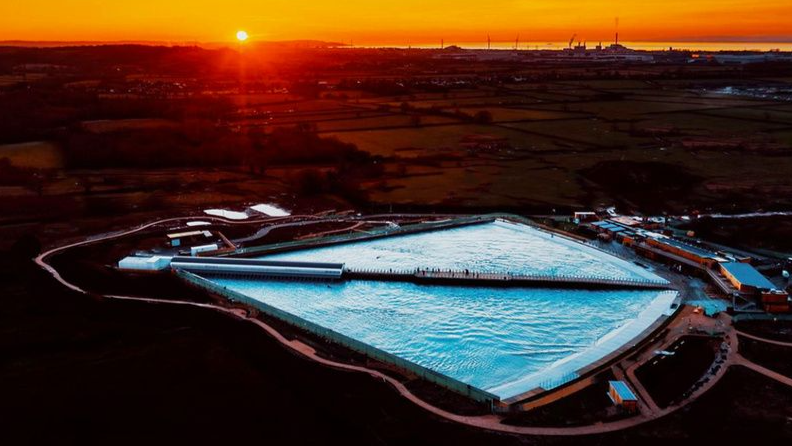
(624, 363, 662, 415)
(232, 218, 331, 244)
(733, 355, 792, 387)
(297, 222, 365, 240)
(34, 215, 743, 437)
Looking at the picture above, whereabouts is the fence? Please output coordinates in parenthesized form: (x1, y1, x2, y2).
(345, 267, 671, 290)
(175, 269, 500, 405)
(536, 372, 579, 391)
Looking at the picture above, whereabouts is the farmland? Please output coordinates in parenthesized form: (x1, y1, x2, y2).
(321, 78, 792, 211)
(2, 45, 792, 247)
(0, 141, 64, 169)
(232, 72, 792, 212)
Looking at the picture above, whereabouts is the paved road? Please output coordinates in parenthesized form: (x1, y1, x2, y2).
(736, 329, 792, 348)
(232, 218, 328, 244)
(733, 354, 792, 387)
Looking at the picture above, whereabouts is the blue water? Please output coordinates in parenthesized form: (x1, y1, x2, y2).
(261, 220, 664, 282)
(208, 220, 676, 399)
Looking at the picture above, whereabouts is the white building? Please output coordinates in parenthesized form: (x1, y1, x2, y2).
(190, 244, 219, 256)
(118, 256, 172, 271)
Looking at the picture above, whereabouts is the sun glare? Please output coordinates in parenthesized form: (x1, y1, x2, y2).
(236, 30, 249, 42)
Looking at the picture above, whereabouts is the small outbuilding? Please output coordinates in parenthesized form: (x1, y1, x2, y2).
(190, 243, 219, 256)
(608, 380, 639, 413)
(574, 211, 598, 223)
(118, 256, 172, 271)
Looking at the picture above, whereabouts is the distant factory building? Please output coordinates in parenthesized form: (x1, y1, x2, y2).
(607, 381, 638, 413)
(712, 54, 772, 65)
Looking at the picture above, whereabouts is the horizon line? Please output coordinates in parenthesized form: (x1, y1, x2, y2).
(3, 36, 792, 45)
(2, 38, 792, 52)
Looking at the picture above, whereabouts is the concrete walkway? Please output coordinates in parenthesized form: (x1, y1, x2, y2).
(733, 355, 792, 387)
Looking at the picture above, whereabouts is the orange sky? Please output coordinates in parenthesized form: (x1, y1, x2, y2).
(1, 1, 791, 44)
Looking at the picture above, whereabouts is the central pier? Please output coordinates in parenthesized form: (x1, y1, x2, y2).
(171, 257, 671, 290)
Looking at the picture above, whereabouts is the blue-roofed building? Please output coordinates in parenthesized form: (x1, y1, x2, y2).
(608, 380, 638, 412)
(592, 221, 628, 235)
(720, 262, 777, 292)
(720, 262, 790, 312)
(591, 221, 611, 229)
(590, 220, 639, 247)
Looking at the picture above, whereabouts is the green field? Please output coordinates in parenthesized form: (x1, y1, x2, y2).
(324, 124, 542, 156)
(314, 114, 457, 132)
(81, 119, 179, 133)
(0, 141, 65, 169)
(5, 50, 792, 214)
(457, 107, 583, 122)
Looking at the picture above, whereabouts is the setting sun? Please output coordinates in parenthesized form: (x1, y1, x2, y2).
(236, 30, 248, 42)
